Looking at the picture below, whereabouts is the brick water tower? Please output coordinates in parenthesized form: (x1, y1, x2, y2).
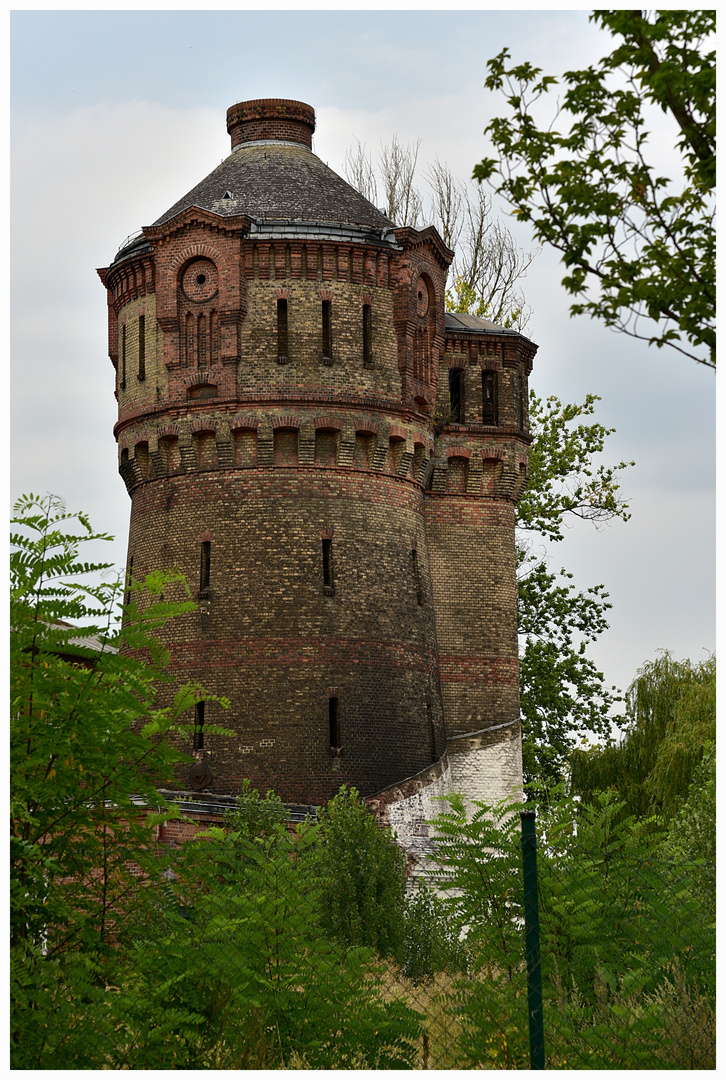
(98, 99, 536, 834)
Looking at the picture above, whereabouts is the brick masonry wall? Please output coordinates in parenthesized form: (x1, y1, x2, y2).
(240, 276, 401, 399)
(424, 493, 520, 738)
(117, 294, 166, 413)
(126, 466, 446, 804)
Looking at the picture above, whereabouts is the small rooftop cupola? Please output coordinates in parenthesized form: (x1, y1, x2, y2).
(226, 98, 316, 150)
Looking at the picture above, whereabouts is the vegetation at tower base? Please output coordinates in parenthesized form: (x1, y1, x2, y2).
(118, 789, 423, 1070)
(475, 9, 715, 368)
(516, 392, 633, 794)
(9, 489, 714, 1068)
(427, 786, 714, 1069)
(9, 494, 230, 1068)
(344, 134, 537, 331)
(314, 784, 407, 959)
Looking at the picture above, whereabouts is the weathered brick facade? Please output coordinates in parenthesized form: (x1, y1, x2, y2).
(98, 99, 537, 828)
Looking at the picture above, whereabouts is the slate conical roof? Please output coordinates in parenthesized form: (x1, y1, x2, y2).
(153, 98, 394, 233)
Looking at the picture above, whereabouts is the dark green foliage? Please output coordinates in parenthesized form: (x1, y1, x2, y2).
(120, 802, 422, 1069)
(429, 789, 715, 1069)
(10, 493, 230, 1068)
(400, 883, 469, 983)
(571, 652, 716, 821)
(429, 795, 530, 1067)
(10, 498, 421, 1069)
(476, 10, 715, 368)
(314, 785, 408, 959)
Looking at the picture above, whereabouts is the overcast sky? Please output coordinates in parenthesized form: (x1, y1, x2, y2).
(10, 7, 716, 718)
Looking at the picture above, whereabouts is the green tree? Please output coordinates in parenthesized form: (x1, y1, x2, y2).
(11, 498, 420, 1069)
(10, 493, 229, 1067)
(517, 393, 632, 793)
(314, 785, 408, 959)
(475, 10, 715, 368)
(570, 651, 716, 822)
(430, 789, 715, 1068)
(119, 788, 422, 1069)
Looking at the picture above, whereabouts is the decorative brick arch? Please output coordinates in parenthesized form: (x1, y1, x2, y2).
(271, 414, 301, 430)
(191, 418, 218, 434)
(229, 414, 259, 431)
(354, 419, 380, 436)
(184, 372, 214, 388)
(313, 415, 344, 432)
(157, 423, 181, 439)
(165, 241, 230, 288)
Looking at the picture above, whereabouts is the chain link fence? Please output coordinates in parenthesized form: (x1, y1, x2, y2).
(11, 790, 715, 1069)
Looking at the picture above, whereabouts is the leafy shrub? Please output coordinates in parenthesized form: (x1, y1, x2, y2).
(314, 786, 408, 959)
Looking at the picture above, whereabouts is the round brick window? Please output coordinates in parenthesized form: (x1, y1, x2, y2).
(416, 276, 431, 316)
(182, 259, 218, 302)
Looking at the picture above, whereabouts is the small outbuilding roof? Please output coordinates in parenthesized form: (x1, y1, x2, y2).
(445, 311, 522, 336)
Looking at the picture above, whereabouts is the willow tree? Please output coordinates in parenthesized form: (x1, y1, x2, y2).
(570, 651, 716, 822)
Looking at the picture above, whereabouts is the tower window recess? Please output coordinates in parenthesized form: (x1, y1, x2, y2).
(120, 323, 127, 390)
(483, 371, 498, 425)
(277, 298, 289, 362)
(137, 315, 146, 380)
(197, 314, 207, 368)
(427, 699, 436, 762)
(449, 369, 463, 423)
(362, 304, 372, 367)
(193, 700, 205, 751)
(411, 548, 423, 605)
(517, 371, 525, 429)
(199, 540, 211, 598)
(124, 554, 133, 608)
(329, 696, 341, 751)
(322, 300, 332, 361)
(322, 537, 334, 595)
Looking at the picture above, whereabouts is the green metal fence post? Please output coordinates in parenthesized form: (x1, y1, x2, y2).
(521, 809, 545, 1069)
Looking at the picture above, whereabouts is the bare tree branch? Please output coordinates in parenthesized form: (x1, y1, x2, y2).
(343, 140, 378, 207)
(379, 134, 423, 227)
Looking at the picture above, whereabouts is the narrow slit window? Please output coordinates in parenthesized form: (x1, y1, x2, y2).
(120, 323, 127, 389)
(427, 700, 436, 761)
(482, 371, 498, 425)
(449, 369, 463, 423)
(329, 697, 340, 750)
(197, 314, 207, 368)
(322, 538, 334, 595)
(277, 298, 289, 360)
(138, 315, 146, 380)
(193, 701, 205, 750)
(322, 300, 332, 359)
(199, 540, 211, 597)
(124, 555, 133, 608)
(362, 304, 372, 366)
(411, 548, 423, 605)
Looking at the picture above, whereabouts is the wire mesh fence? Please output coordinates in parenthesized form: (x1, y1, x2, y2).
(11, 787, 715, 1070)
